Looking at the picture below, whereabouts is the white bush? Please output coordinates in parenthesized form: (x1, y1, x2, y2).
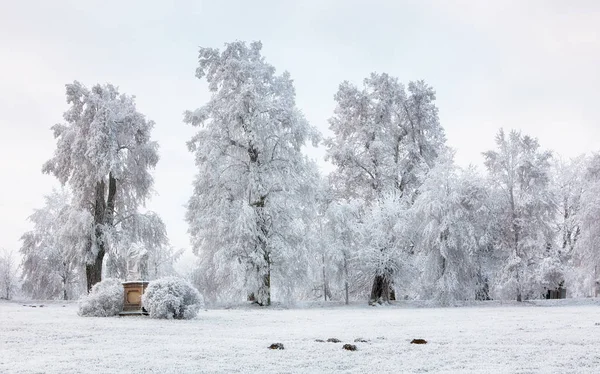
(142, 277, 202, 320)
(78, 278, 123, 317)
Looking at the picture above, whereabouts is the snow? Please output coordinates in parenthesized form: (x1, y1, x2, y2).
(2, 299, 600, 373)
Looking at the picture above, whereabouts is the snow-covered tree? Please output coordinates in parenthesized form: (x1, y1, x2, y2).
(0, 248, 19, 300)
(43, 81, 167, 292)
(316, 188, 364, 304)
(185, 41, 320, 306)
(553, 156, 586, 257)
(548, 156, 587, 294)
(20, 189, 84, 300)
(361, 192, 415, 303)
(483, 129, 556, 301)
(572, 154, 600, 296)
(104, 238, 180, 281)
(412, 153, 489, 304)
(325, 73, 446, 304)
(146, 246, 184, 280)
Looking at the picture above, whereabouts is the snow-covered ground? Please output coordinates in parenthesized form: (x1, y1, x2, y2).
(1, 299, 600, 373)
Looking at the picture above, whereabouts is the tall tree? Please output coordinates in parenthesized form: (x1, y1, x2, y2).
(185, 41, 320, 306)
(572, 154, 600, 296)
(549, 156, 586, 294)
(325, 73, 446, 304)
(20, 189, 84, 300)
(43, 81, 166, 292)
(483, 129, 555, 301)
(412, 153, 488, 304)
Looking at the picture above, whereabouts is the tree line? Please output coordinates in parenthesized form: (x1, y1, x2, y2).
(12, 41, 600, 305)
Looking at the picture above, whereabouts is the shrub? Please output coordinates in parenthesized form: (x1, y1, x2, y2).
(142, 277, 202, 320)
(78, 278, 123, 317)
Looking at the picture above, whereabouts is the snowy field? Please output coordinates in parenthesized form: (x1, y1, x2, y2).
(1, 299, 600, 373)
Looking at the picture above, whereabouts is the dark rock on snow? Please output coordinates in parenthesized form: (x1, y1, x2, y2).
(268, 343, 284, 350)
(342, 344, 357, 351)
(410, 339, 427, 344)
(327, 338, 341, 343)
(354, 338, 368, 343)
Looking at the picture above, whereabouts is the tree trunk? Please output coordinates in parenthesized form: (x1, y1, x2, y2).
(343, 255, 349, 305)
(106, 173, 117, 223)
(255, 265, 271, 306)
(515, 266, 522, 302)
(253, 201, 271, 306)
(252, 249, 271, 306)
(62, 272, 68, 301)
(86, 174, 117, 292)
(86, 248, 105, 293)
(322, 254, 328, 302)
(509, 186, 522, 303)
(369, 274, 391, 305)
(345, 281, 349, 305)
(264, 269, 271, 306)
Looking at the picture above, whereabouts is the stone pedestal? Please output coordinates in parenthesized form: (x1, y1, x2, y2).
(120, 281, 149, 316)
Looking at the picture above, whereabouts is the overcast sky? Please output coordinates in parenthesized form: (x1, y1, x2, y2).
(1, 1, 599, 268)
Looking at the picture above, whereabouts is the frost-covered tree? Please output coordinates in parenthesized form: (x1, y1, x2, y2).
(0, 248, 19, 300)
(43, 81, 167, 292)
(316, 188, 364, 304)
(548, 156, 587, 294)
(20, 189, 84, 300)
(483, 129, 555, 301)
(147, 246, 184, 280)
(185, 41, 320, 306)
(104, 239, 180, 281)
(553, 157, 586, 256)
(361, 192, 415, 303)
(412, 153, 489, 304)
(572, 154, 600, 296)
(325, 73, 446, 304)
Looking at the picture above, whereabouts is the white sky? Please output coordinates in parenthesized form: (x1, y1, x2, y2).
(1, 1, 599, 266)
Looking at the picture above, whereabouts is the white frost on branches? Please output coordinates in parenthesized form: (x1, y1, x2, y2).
(41, 81, 167, 291)
(185, 41, 320, 306)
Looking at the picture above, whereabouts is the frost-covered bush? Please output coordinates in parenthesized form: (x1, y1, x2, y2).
(78, 278, 123, 317)
(142, 277, 202, 320)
